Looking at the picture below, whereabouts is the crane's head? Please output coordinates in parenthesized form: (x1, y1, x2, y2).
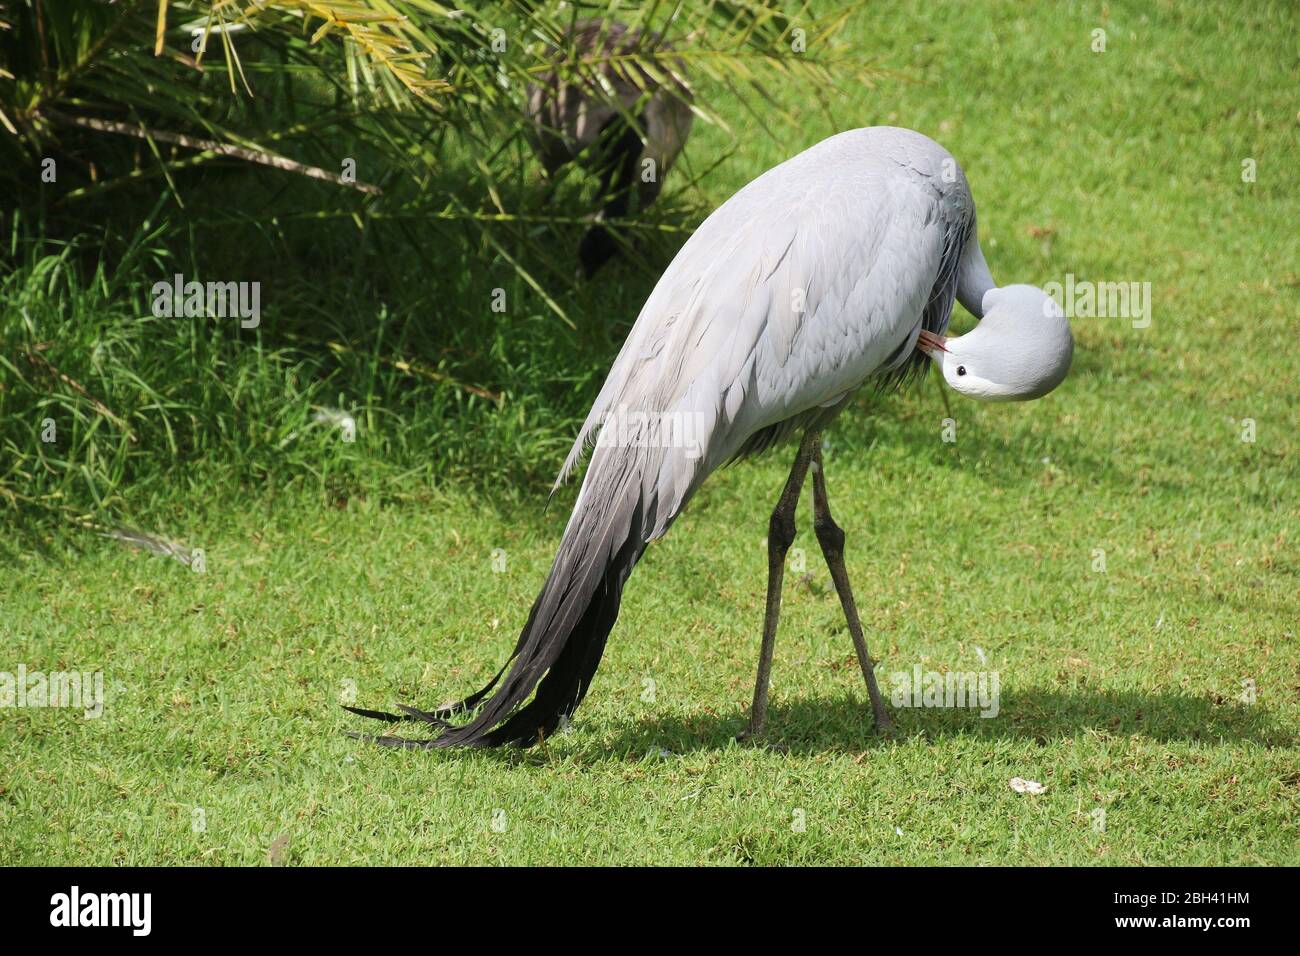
(917, 285, 1073, 401)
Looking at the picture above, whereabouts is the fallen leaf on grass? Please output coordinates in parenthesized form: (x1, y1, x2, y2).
(1009, 777, 1047, 795)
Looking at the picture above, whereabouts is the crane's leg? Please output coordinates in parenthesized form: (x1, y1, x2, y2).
(811, 446, 894, 732)
(740, 430, 820, 742)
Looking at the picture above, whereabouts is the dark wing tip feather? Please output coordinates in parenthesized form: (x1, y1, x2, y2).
(395, 704, 455, 727)
(342, 705, 409, 723)
(349, 447, 649, 751)
(345, 731, 440, 749)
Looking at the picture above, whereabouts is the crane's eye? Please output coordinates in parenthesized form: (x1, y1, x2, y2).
(956, 365, 967, 376)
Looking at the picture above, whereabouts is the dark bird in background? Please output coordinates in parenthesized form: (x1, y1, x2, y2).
(524, 19, 693, 278)
(347, 128, 1074, 749)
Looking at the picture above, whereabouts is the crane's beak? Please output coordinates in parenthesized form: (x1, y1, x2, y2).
(916, 329, 948, 359)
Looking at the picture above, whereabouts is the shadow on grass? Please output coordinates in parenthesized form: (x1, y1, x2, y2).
(592, 688, 1292, 759)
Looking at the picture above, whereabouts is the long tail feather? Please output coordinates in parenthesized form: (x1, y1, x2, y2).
(350, 441, 664, 748)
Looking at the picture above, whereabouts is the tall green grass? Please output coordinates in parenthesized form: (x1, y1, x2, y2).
(0, 200, 622, 531)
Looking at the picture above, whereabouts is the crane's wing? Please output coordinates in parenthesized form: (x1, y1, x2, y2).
(558, 128, 972, 534)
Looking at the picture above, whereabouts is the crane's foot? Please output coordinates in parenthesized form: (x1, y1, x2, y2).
(872, 707, 896, 736)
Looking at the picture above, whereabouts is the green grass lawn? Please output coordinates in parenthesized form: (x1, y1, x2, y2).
(2, 0, 1297, 864)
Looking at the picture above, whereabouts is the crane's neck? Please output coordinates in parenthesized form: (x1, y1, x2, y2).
(956, 232, 997, 319)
